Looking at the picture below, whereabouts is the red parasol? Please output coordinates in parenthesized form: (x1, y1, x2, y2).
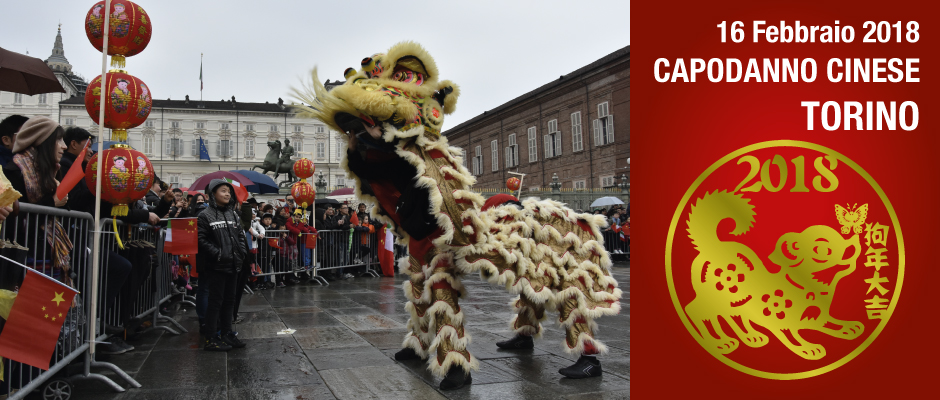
(190, 171, 252, 192)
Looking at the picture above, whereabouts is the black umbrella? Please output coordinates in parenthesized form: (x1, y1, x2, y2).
(0, 47, 66, 95)
(314, 198, 341, 207)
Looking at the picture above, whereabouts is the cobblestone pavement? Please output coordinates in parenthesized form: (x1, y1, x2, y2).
(60, 262, 629, 400)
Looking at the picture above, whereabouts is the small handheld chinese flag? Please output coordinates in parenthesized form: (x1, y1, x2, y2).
(164, 218, 198, 255)
(55, 141, 89, 202)
(0, 270, 78, 370)
(304, 233, 317, 249)
(224, 178, 249, 204)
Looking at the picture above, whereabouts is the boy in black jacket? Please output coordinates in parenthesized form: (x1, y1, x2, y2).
(197, 179, 248, 351)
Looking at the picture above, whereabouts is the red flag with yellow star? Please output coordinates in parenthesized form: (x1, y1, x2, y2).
(164, 218, 198, 255)
(0, 270, 78, 370)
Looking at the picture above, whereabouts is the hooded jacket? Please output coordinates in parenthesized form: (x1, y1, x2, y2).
(197, 179, 248, 273)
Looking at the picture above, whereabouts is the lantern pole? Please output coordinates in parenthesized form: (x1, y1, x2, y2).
(508, 171, 526, 199)
(89, 0, 112, 358)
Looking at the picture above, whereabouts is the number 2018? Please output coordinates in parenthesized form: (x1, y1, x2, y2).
(734, 155, 838, 193)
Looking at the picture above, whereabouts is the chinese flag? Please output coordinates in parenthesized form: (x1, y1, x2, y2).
(304, 233, 317, 249)
(224, 178, 249, 204)
(55, 141, 89, 202)
(164, 218, 198, 255)
(0, 270, 78, 370)
(349, 212, 359, 227)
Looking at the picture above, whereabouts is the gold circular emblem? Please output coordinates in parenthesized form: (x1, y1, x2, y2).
(666, 140, 903, 379)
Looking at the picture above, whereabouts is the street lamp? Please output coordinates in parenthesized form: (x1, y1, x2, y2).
(549, 173, 562, 192)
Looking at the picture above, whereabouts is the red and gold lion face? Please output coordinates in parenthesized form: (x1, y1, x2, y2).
(291, 41, 460, 140)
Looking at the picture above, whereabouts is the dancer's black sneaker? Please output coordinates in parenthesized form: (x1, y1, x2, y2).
(221, 332, 247, 348)
(439, 366, 472, 391)
(495, 334, 534, 349)
(394, 347, 426, 361)
(558, 355, 602, 378)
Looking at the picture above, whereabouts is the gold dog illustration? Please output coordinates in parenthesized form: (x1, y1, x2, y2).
(684, 191, 864, 360)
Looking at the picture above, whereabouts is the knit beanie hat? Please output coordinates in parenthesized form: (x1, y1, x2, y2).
(13, 116, 59, 153)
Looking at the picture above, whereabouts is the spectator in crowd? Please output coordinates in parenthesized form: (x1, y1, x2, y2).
(57, 127, 96, 211)
(247, 212, 268, 290)
(254, 212, 274, 288)
(166, 188, 188, 218)
(0, 114, 28, 167)
(188, 193, 209, 215)
(356, 214, 375, 268)
(287, 208, 316, 274)
(197, 179, 248, 351)
(315, 206, 338, 280)
(3, 116, 67, 208)
(277, 205, 291, 221)
(273, 219, 296, 288)
(335, 204, 353, 279)
(145, 179, 165, 209)
(284, 195, 296, 211)
(356, 203, 368, 222)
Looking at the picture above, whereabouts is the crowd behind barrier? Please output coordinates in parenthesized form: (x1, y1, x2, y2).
(602, 230, 630, 257)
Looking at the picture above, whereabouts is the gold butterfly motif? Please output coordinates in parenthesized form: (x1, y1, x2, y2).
(835, 203, 868, 234)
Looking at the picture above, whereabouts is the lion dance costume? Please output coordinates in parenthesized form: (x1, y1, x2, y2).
(292, 42, 621, 390)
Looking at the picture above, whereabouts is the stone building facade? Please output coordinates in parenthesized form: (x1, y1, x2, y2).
(444, 46, 629, 192)
(58, 96, 350, 191)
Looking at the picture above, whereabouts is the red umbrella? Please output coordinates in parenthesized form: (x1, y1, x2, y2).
(190, 171, 253, 192)
(328, 187, 355, 196)
(0, 47, 66, 95)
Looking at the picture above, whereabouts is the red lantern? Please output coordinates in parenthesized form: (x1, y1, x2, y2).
(85, 71, 152, 142)
(293, 158, 315, 180)
(85, 145, 154, 247)
(290, 181, 316, 210)
(85, 1, 152, 68)
(507, 177, 521, 191)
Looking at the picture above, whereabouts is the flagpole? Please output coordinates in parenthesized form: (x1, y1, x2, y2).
(200, 53, 203, 104)
(89, 0, 112, 358)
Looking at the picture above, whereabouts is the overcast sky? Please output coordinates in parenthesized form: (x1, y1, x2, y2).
(1, 0, 629, 127)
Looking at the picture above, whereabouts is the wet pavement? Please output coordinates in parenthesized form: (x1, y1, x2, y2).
(60, 262, 629, 400)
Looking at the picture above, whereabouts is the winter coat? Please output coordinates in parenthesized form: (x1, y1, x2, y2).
(249, 219, 266, 249)
(358, 222, 374, 245)
(286, 217, 315, 242)
(196, 179, 248, 274)
(145, 190, 161, 209)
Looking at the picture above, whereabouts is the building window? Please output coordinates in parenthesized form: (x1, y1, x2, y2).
(145, 120, 154, 128)
(246, 139, 255, 158)
(316, 126, 325, 134)
(601, 175, 615, 188)
(336, 175, 346, 187)
(505, 133, 518, 167)
(544, 119, 561, 158)
(64, 118, 74, 126)
(316, 142, 325, 159)
(38, 93, 47, 104)
(472, 145, 483, 176)
(294, 139, 303, 154)
(13, 93, 23, 104)
(336, 140, 344, 158)
(593, 102, 614, 146)
(171, 121, 180, 129)
(166, 138, 182, 156)
(218, 139, 233, 157)
(574, 180, 586, 190)
(143, 135, 154, 154)
(270, 125, 278, 133)
(527, 127, 538, 162)
(221, 123, 229, 131)
(191, 139, 198, 156)
(168, 174, 180, 185)
(491, 139, 499, 172)
(461, 148, 467, 168)
(246, 124, 254, 132)
(196, 122, 205, 130)
(294, 125, 302, 133)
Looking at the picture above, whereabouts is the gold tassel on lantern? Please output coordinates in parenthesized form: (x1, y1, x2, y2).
(110, 55, 127, 69)
(112, 204, 129, 249)
(111, 129, 128, 142)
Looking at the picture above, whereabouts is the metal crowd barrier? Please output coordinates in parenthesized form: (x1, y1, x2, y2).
(602, 230, 630, 258)
(255, 228, 382, 286)
(0, 204, 191, 399)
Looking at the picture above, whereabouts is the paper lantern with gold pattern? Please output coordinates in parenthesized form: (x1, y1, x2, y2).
(85, 71, 152, 142)
(85, 0, 152, 68)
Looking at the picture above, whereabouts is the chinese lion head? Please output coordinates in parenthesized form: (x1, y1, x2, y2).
(291, 41, 459, 143)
